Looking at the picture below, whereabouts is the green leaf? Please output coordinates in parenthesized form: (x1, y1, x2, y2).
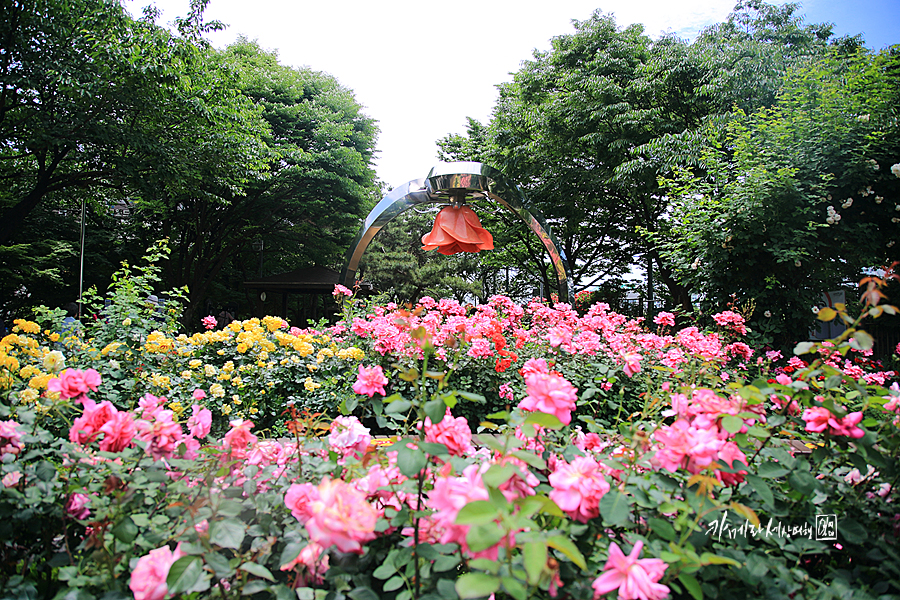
(851, 331, 874, 351)
(385, 399, 412, 414)
(456, 573, 500, 599)
(721, 415, 744, 434)
(480, 464, 518, 489)
(647, 518, 676, 542)
(437, 578, 459, 599)
(511, 450, 546, 470)
(111, 516, 137, 544)
(678, 572, 703, 600)
(756, 462, 789, 479)
(455, 391, 486, 403)
(216, 500, 244, 517)
(599, 489, 631, 527)
(209, 518, 245, 549)
(547, 535, 586, 570)
(787, 470, 817, 496)
(348, 588, 381, 600)
(240, 580, 269, 595)
(239, 562, 275, 581)
(523, 541, 547, 585)
(166, 556, 204, 595)
(501, 576, 527, 600)
(838, 518, 868, 544)
(372, 562, 397, 579)
(383, 576, 405, 592)
(417, 442, 450, 456)
(433, 554, 461, 572)
(455, 501, 500, 525)
(523, 411, 563, 430)
(699, 552, 742, 567)
(466, 524, 505, 552)
(793, 341, 815, 355)
(744, 474, 773, 506)
(205, 551, 233, 578)
(424, 399, 446, 423)
(35, 460, 56, 482)
(396, 445, 427, 478)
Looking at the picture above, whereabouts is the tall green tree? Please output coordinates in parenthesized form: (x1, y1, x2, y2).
(654, 48, 900, 346)
(132, 39, 379, 325)
(0, 0, 266, 321)
(437, 1, 844, 311)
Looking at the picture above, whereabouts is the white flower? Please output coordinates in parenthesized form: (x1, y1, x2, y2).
(858, 114, 870, 122)
(869, 158, 879, 170)
(876, 196, 884, 204)
(892, 163, 900, 178)
(764, 310, 772, 318)
(42, 350, 65, 373)
(812, 306, 820, 314)
(842, 198, 853, 208)
(888, 241, 896, 248)
(893, 218, 900, 223)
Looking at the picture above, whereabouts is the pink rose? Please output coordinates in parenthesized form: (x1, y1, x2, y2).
(653, 312, 675, 327)
(549, 455, 610, 522)
(517, 372, 577, 425)
(592, 541, 669, 600)
(65, 493, 91, 520)
(187, 404, 212, 439)
(0, 420, 24, 458)
(2, 471, 23, 488)
(129, 544, 185, 600)
(285, 482, 321, 524)
(280, 541, 330, 585)
(802, 407, 865, 439)
(98, 410, 137, 452)
(333, 284, 353, 298)
(305, 478, 377, 554)
(423, 409, 473, 456)
(352, 365, 388, 397)
(70, 401, 117, 445)
(328, 416, 371, 457)
(222, 419, 257, 459)
(136, 410, 183, 460)
(202, 315, 217, 330)
(48, 368, 101, 401)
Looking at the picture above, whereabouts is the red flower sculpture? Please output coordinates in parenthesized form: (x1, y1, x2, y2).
(421, 205, 494, 255)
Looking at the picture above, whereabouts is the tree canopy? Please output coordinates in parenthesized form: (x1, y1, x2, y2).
(436, 0, 893, 346)
(0, 0, 379, 326)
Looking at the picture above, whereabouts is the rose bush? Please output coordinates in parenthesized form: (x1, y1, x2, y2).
(1, 260, 900, 599)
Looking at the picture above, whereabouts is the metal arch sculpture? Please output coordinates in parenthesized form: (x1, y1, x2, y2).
(339, 161, 574, 303)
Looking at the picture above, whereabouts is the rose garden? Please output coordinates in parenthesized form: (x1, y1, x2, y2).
(3, 0, 900, 598)
(1, 247, 899, 599)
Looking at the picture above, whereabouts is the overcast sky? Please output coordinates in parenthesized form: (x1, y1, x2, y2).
(123, 0, 899, 191)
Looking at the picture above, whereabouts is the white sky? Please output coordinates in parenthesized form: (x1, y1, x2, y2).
(122, 0, 895, 191)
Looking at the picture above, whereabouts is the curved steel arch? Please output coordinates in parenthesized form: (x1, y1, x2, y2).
(340, 161, 573, 303)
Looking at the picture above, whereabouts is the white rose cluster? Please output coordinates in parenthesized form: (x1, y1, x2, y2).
(826, 206, 841, 225)
(892, 163, 900, 178)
